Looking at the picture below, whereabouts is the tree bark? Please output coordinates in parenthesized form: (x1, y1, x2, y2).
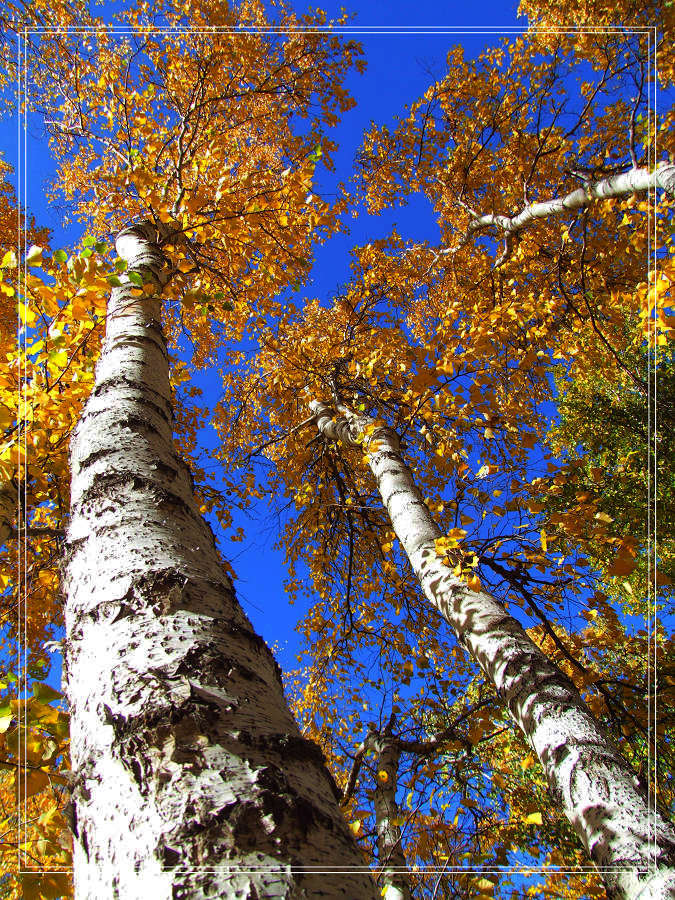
(310, 400, 675, 900)
(445, 162, 675, 266)
(371, 724, 411, 900)
(342, 720, 411, 900)
(464, 162, 675, 238)
(61, 223, 377, 900)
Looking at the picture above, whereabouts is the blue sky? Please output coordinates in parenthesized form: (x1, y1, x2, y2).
(2, 4, 533, 677)
(175, 8, 530, 672)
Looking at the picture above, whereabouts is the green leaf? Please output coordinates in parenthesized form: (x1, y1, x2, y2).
(0, 704, 13, 733)
(107, 275, 122, 287)
(32, 682, 62, 703)
(80, 248, 93, 259)
(52, 249, 68, 264)
(114, 258, 128, 272)
(94, 241, 107, 253)
(82, 235, 96, 247)
(222, 301, 235, 312)
(128, 271, 144, 287)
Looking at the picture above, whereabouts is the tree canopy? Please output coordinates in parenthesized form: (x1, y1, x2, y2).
(0, 0, 673, 897)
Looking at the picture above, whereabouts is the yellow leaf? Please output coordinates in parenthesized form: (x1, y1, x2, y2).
(18, 301, 36, 327)
(520, 755, 535, 771)
(1, 250, 17, 268)
(349, 820, 362, 836)
(467, 574, 481, 592)
(20, 873, 71, 900)
(49, 348, 69, 369)
(377, 770, 389, 783)
(525, 811, 543, 825)
(539, 529, 548, 553)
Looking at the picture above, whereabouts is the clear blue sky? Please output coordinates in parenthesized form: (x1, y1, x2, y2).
(2, 2, 526, 675)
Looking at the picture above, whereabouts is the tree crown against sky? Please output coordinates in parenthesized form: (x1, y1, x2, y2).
(0, 0, 673, 897)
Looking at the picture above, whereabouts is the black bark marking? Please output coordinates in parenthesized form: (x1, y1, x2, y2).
(91, 376, 172, 418)
(216, 620, 284, 684)
(73, 472, 194, 517)
(107, 328, 169, 359)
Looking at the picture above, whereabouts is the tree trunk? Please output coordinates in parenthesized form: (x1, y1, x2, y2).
(62, 223, 377, 900)
(371, 725, 411, 900)
(464, 162, 675, 238)
(310, 400, 675, 900)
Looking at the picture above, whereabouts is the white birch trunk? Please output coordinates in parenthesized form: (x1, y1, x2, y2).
(371, 731, 411, 900)
(310, 400, 675, 900)
(62, 223, 377, 900)
(465, 163, 675, 237)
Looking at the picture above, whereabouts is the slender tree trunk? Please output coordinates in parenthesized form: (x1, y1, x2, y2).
(310, 400, 675, 900)
(62, 223, 377, 900)
(463, 162, 675, 238)
(371, 725, 411, 900)
(342, 720, 411, 900)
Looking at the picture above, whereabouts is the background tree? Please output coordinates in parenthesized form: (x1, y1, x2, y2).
(1, 0, 672, 895)
(213, 15, 675, 897)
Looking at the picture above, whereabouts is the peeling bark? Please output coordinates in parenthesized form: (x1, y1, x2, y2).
(311, 400, 675, 900)
(62, 224, 377, 900)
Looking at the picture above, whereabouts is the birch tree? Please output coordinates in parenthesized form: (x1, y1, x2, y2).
(213, 181, 673, 891)
(2, 1, 381, 895)
(59, 221, 375, 898)
(3, 0, 673, 894)
(310, 399, 675, 900)
(343, 718, 411, 900)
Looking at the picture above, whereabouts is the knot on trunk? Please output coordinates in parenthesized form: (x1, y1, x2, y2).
(310, 400, 401, 453)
